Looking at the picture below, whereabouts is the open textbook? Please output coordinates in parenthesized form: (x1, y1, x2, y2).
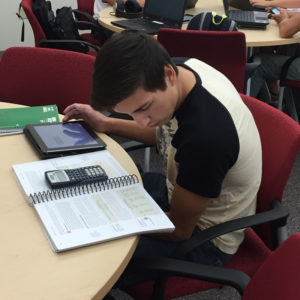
(13, 150, 174, 252)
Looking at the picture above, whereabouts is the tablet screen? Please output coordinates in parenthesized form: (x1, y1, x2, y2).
(24, 121, 106, 158)
(34, 122, 98, 149)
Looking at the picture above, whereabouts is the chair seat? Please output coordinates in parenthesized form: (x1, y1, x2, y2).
(225, 228, 271, 275)
(126, 228, 271, 300)
(87, 50, 98, 57)
(80, 33, 101, 46)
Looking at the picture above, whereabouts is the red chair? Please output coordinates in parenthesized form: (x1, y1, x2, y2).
(157, 28, 259, 94)
(74, 0, 101, 46)
(0, 46, 149, 160)
(0, 47, 95, 113)
(20, 0, 99, 55)
(125, 95, 300, 299)
(241, 233, 300, 300)
(129, 233, 300, 300)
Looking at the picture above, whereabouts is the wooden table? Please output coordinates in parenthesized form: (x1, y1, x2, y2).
(0, 102, 140, 300)
(99, 0, 300, 47)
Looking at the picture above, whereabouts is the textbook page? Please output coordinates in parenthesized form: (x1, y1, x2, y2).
(34, 182, 174, 252)
(13, 150, 129, 204)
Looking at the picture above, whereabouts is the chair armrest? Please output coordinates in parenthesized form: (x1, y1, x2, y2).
(73, 9, 95, 23)
(171, 199, 288, 258)
(129, 256, 250, 295)
(75, 20, 104, 32)
(245, 55, 261, 80)
(120, 140, 151, 152)
(72, 9, 105, 34)
(127, 200, 287, 299)
(38, 39, 100, 52)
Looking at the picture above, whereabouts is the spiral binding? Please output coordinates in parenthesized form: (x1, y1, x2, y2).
(30, 174, 139, 205)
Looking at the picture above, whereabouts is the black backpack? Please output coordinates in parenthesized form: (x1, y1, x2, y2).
(33, 0, 89, 53)
(187, 12, 238, 31)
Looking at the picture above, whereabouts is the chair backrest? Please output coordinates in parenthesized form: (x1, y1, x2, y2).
(77, 0, 94, 16)
(0, 47, 95, 113)
(243, 233, 300, 300)
(157, 28, 246, 93)
(76, 0, 95, 30)
(241, 94, 300, 248)
(21, 0, 46, 47)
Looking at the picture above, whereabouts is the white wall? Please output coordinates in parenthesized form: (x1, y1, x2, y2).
(0, 0, 77, 51)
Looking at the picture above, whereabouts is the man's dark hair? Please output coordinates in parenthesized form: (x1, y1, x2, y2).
(91, 30, 178, 111)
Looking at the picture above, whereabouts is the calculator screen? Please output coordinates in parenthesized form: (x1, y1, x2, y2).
(34, 122, 98, 149)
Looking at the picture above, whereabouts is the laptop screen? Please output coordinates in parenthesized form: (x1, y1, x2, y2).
(143, 0, 186, 25)
(222, 0, 230, 14)
(228, 0, 253, 10)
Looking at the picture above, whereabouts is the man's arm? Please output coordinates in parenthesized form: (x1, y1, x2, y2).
(151, 184, 212, 242)
(250, 0, 300, 8)
(273, 9, 300, 37)
(63, 103, 156, 145)
(102, 0, 116, 5)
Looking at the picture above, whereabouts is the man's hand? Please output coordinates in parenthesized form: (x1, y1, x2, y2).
(271, 9, 300, 37)
(152, 184, 212, 242)
(63, 103, 110, 133)
(271, 7, 289, 23)
(63, 103, 157, 144)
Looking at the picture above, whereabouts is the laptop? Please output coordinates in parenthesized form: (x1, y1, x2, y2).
(111, 0, 186, 35)
(223, 0, 269, 29)
(185, 0, 198, 9)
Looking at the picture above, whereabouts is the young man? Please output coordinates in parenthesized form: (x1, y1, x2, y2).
(250, 8, 300, 97)
(63, 30, 262, 287)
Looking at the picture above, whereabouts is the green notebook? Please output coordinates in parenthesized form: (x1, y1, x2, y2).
(0, 105, 59, 136)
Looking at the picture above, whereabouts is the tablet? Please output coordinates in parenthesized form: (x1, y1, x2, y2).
(24, 121, 107, 158)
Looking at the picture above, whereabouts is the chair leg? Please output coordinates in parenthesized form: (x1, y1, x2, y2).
(144, 147, 151, 172)
(285, 88, 299, 122)
(278, 87, 285, 111)
(259, 81, 272, 104)
(245, 77, 251, 96)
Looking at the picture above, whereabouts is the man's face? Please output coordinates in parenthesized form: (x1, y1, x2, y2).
(114, 66, 178, 128)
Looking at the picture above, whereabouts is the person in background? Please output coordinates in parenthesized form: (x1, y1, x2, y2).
(250, 0, 300, 10)
(92, 0, 145, 44)
(250, 8, 300, 98)
(93, 0, 115, 20)
(91, 0, 115, 44)
(93, 0, 145, 19)
(63, 30, 262, 293)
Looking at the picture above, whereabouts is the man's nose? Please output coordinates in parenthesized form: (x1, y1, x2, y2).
(134, 114, 151, 128)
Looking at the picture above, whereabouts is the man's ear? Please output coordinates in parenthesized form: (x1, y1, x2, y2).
(164, 65, 176, 86)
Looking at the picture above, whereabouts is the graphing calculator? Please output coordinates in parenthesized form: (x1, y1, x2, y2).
(45, 165, 108, 189)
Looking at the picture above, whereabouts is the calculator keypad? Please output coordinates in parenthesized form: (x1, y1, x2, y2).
(65, 166, 108, 184)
